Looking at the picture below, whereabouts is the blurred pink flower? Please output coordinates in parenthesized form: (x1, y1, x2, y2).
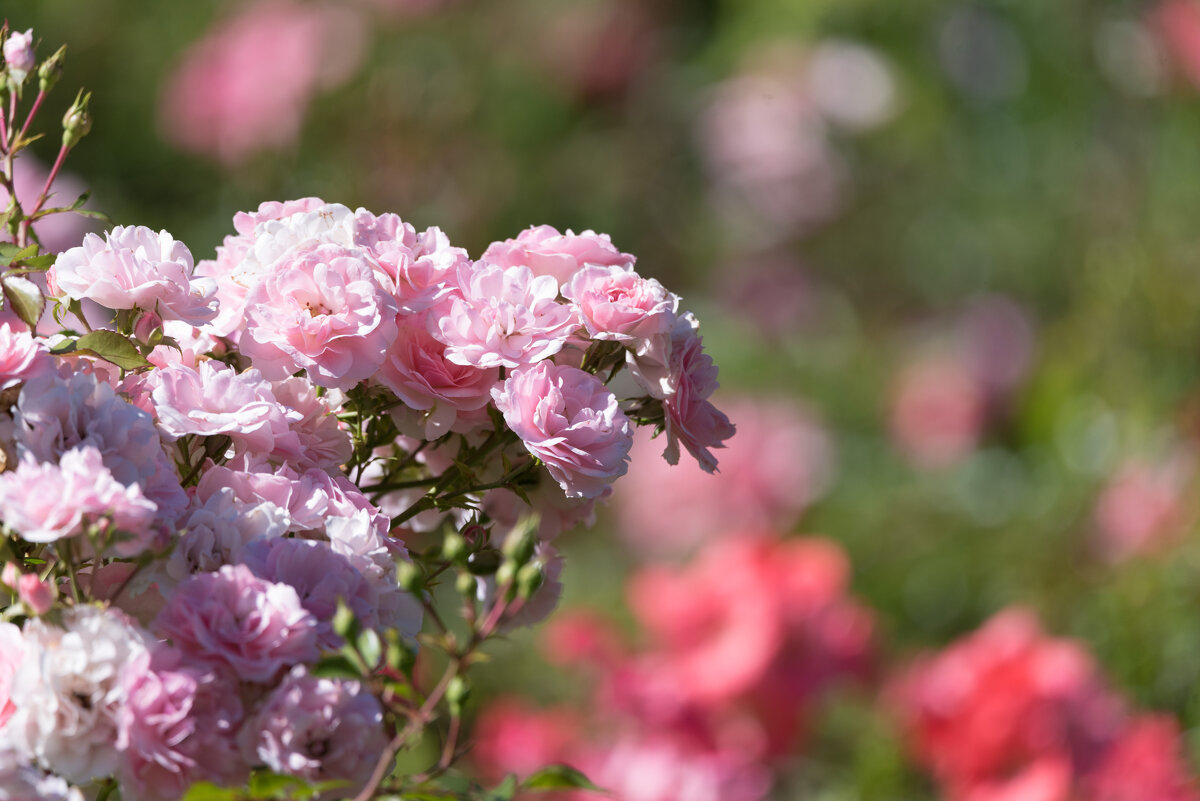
(627, 536, 872, 753)
(0, 622, 23, 728)
(159, 0, 366, 164)
(889, 354, 987, 469)
(1093, 455, 1193, 562)
(470, 698, 581, 782)
(1153, 0, 1200, 88)
(1083, 715, 1200, 801)
(890, 609, 1129, 800)
(614, 398, 833, 556)
(534, 2, 659, 101)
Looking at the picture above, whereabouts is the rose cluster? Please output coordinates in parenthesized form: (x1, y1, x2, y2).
(0, 196, 732, 800)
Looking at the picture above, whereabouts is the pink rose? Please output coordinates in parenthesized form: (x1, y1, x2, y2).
(153, 564, 319, 683)
(117, 646, 248, 801)
(561, 264, 678, 344)
(377, 313, 500, 440)
(0, 622, 23, 728)
(492, 361, 633, 499)
(239, 242, 399, 389)
(482, 225, 635, 285)
(245, 667, 386, 797)
(3, 29, 34, 82)
(0, 323, 52, 390)
(434, 262, 579, 369)
(50, 226, 218, 325)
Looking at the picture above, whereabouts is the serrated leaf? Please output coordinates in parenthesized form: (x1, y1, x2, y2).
(248, 771, 306, 799)
(179, 782, 240, 801)
(309, 653, 362, 680)
(522, 765, 604, 793)
(357, 627, 382, 669)
(74, 330, 152, 370)
(2, 275, 42, 328)
(0, 242, 22, 265)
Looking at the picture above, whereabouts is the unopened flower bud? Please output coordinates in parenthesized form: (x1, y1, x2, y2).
(446, 675, 470, 715)
(517, 562, 545, 600)
(495, 561, 517, 593)
(455, 571, 477, 597)
(1, 562, 20, 590)
(461, 523, 488, 548)
(441, 531, 468, 563)
(17, 572, 54, 615)
(466, 548, 501, 576)
(4, 29, 34, 87)
(396, 561, 423, 594)
(38, 45, 65, 94)
(502, 515, 540, 567)
(62, 90, 92, 149)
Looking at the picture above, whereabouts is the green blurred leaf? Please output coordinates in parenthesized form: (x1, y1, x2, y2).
(486, 775, 518, 801)
(179, 782, 240, 801)
(357, 627, 382, 669)
(521, 765, 604, 793)
(309, 653, 362, 680)
(247, 771, 306, 799)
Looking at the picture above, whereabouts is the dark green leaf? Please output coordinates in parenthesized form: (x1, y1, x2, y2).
(522, 765, 605, 793)
(74, 331, 152, 370)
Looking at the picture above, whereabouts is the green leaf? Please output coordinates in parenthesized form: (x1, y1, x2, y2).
(179, 782, 240, 801)
(486, 775, 518, 801)
(74, 331, 152, 370)
(332, 598, 360, 642)
(2, 275, 43, 328)
(309, 653, 363, 680)
(522, 765, 605, 793)
(247, 771, 306, 799)
(357, 627, 382, 669)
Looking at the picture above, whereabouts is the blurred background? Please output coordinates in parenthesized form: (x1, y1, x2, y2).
(19, 0, 1200, 796)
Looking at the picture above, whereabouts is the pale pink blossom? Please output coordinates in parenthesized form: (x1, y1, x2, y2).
(368, 222, 467, 313)
(241, 537, 382, 650)
(153, 564, 319, 683)
(159, 1, 366, 165)
(3, 30, 34, 83)
(150, 361, 293, 452)
(561, 264, 678, 344)
(239, 242, 398, 389)
(244, 667, 386, 796)
(196, 198, 327, 338)
(492, 361, 632, 499)
(0, 622, 23, 728)
(615, 399, 833, 555)
(164, 487, 290, 583)
(116, 646, 247, 801)
(377, 313, 499, 440)
(49, 226, 218, 325)
(0, 324, 51, 390)
(434, 262, 579, 369)
(482, 225, 635, 285)
(0, 447, 157, 549)
(5, 606, 148, 784)
(631, 313, 734, 473)
(0, 746, 84, 801)
(270, 376, 353, 471)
